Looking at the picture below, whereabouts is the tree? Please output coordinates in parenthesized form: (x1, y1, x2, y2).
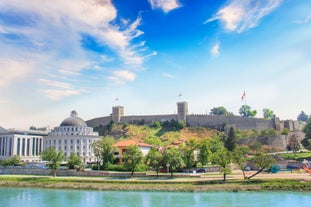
(145, 148, 163, 177)
(0, 155, 23, 174)
(123, 144, 143, 177)
(90, 140, 102, 171)
(248, 152, 275, 179)
(239, 105, 257, 118)
(66, 152, 83, 170)
(41, 147, 64, 177)
(223, 127, 236, 151)
(287, 134, 300, 154)
(101, 136, 116, 169)
(181, 139, 198, 172)
(249, 141, 262, 152)
(212, 147, 232, 182)
(263, 108, 274, 119)
(302, 118, 311, 150)
(163, 147, 185, 178)
(297, 111, 308, 122)
(232, 146, 249, 179)
(198, 139, 211, 166)
(210, 106, 230, 116)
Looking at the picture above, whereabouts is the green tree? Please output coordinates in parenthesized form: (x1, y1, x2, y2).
(212, 147, 232, 182)
(41, 147, 64, 177)
(198, 139, 211, 166)
(163, 147, 185, 178)
(249, 141, 262, 152)
(287, 134, 300, 154)
(210, 106, 230, 116)
(302, 118, 311, 150)
(248, 152, 275, 179)
(297, 111, 308, 122)
(223, 127, 236, 151)
(90, 140, 103, 171)
(239, 105, 257, 118)
(181, 138, 198, 172)
(66, 152, 83, 170)
(101, 136, 116, 169)
(232, 146, 249, 179)
(263, 108, 274, 119)
(0, 156, 23, 175)
(123, 145, 143, 177)
(145, 148, 163, 177)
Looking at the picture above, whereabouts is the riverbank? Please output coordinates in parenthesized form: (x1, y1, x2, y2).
(1, 173, 311, 192)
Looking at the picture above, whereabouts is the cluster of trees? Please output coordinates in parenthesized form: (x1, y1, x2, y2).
(41, 147, 83, 177)
(86, 130, 274, 181)
(210, 106, 275, 119)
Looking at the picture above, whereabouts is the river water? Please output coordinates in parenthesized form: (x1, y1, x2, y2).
(0, 188, 310, 207)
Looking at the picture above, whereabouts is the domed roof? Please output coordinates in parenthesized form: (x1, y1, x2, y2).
(60, 110, 87, 127)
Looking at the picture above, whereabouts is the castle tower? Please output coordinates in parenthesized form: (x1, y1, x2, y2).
(112, 106, 124, 123)
(177, 102, 188, 123)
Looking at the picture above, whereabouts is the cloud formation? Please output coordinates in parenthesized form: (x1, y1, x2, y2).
(210, 42, 220, 57)
(204, 0, 283, 32)
(0, 0, 147, 100)
(148, 0, 181, 13)
(108, 70, 137, 85)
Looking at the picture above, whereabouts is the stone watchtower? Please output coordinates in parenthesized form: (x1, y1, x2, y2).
(177, 102, 188, 123)
(112, 106, 124, 123)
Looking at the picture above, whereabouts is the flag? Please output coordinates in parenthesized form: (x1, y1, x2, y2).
(178, 93, 182, 97)
(115, 98, 119, 101)
(241, 90, 246, 101)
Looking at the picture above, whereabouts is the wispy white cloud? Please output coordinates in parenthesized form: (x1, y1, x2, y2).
(162, 72, 176, 79)
(39, 79, 73, 89)
(204, 0, 283, 32)
(40, 89, 80, 101)
(210, 42, 220, 57)
(108, 70, 137, 85)
(148, 0, 182, 13)
(294, 13, 311, 24)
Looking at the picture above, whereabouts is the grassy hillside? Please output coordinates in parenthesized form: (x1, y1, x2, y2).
(96, 122, 217, 146)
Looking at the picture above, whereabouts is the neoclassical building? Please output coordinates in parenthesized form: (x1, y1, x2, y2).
(0, 128, 47, 162)
(44, 110, 100, 164)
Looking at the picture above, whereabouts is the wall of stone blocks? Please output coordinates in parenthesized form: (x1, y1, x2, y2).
(121, 114, 177, 125)
(186, 114, 275, 131)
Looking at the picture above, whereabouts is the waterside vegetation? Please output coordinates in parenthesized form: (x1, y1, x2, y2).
(0, 176, 310, 192)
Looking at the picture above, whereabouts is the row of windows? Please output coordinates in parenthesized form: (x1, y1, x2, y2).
(46, 139, 96, 145)
(53, 127, 93, 132)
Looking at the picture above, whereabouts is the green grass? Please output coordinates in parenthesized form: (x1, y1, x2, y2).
(0, 176, 311, 192)
(278, 152, 311, 161)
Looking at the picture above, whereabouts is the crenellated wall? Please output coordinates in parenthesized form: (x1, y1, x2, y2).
(86, 102, 300, 132)
(186, 114, 275, 131)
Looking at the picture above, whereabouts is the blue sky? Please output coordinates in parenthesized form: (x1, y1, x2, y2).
(0, 0, 311, 129)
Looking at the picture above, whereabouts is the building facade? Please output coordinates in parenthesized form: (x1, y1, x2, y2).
(0, 129, 47, 162)
(44, 110, 100, 164)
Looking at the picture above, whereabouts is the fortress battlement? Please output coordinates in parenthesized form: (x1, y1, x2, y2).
(86, 101, 297, 132)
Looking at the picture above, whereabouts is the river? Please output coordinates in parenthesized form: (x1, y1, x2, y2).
(0, 188, 310, 207)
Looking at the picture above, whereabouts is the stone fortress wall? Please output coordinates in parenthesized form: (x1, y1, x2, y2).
(86, 101, 300, 133)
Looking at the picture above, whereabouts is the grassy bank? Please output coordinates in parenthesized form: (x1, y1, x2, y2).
(0, 176, 311, 192)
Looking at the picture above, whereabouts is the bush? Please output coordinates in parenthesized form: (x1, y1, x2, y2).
(135, 164, 148, 172)
(106, 164, 127, 171)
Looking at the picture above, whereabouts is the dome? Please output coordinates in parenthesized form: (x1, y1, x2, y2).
(60, 110, 87, 127)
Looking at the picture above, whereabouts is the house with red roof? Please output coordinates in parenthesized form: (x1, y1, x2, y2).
(113, 139, 153, 164)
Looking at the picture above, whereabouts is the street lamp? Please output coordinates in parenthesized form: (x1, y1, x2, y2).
(166, 163, 170, 175)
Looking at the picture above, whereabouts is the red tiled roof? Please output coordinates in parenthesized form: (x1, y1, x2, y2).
(113, 139, 153, 148)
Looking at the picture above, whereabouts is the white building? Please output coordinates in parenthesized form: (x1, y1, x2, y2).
(44, 110, 100, 164)
(0, 128, 48, 162)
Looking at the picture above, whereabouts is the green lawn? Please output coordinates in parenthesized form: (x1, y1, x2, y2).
(278, 152, 311, 161)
